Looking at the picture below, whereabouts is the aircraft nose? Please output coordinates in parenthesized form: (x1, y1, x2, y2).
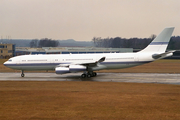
(3, 61, 8, 66)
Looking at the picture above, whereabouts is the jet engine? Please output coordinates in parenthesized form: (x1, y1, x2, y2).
(55, 67, 70, 74)
(55, 65, 87, 74)
(69, 65, 86, 72)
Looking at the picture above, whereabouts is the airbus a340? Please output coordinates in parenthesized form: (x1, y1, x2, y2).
(4, 27, 175, 78)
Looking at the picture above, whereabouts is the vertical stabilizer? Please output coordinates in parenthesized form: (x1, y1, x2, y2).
(139, 27, 174, 53)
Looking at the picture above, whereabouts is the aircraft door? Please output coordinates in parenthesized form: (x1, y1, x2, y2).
(134, 55, 139, 62)
(17, 57, 22, 69)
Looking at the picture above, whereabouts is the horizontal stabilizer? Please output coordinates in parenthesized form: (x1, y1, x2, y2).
(152, 50, 175, 59)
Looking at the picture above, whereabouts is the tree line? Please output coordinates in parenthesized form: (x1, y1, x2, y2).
(29, 36, 180, 50)
(30, 38, 59, 48)
(92, 36, 180, 50)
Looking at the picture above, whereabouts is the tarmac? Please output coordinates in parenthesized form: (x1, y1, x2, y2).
(0, 72, 180, 85)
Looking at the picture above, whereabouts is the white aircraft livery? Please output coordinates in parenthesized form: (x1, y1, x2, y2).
(4, 27, 175, 78)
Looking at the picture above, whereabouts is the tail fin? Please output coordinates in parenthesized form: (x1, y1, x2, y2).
(139, 27, 174, 53)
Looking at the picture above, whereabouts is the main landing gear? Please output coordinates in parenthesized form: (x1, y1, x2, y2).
(21, 70, 25, 77)
(81, 72, 97, 78)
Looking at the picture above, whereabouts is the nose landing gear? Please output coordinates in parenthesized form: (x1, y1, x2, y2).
(21, 70, 25, 77)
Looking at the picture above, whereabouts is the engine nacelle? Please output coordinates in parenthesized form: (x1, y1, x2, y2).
(55, 65, 87, 74)
(69, 65, 86, 73)
(55, 67, 70, 74)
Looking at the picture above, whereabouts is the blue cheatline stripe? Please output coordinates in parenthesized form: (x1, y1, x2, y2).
(101, 61, 151, 65)
(4, 63, 69, 66)
(150, 42, 168, 45)
(4, 61, 152, 67)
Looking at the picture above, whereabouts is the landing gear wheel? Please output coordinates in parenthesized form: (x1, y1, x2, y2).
(21, 70, 25, 77)
(81, 72, 97, 78)
(21, 73, 25, 77)
(89, 72, 97, 77)
(87, 74, 91, 78)
(81, 74, 86, 78)
(92, 72, 97, 77)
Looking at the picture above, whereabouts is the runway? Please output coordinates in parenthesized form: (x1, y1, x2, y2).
(0, 72, 180, 84)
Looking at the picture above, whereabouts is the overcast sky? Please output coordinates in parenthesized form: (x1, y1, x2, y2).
(0, 0, 180, 41)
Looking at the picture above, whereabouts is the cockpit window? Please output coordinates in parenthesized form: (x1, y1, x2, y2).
(8, 59, 12, 62)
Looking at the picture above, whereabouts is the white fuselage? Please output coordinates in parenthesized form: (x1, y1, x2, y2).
(3, 52, 154, 71)
(3, 27, 175, 77)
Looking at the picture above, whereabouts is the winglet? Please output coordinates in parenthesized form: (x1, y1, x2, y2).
(98, 57, 106, 63)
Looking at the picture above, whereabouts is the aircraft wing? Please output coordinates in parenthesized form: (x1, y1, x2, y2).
(79, 57, 105, 67)
(152, 50, 175, 59)
(58, 57, 106, 67)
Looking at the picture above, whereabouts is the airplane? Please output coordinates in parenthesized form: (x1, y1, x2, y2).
(4, 27, 175, 78)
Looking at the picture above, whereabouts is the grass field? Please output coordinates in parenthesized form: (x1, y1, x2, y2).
(0, 81, 180, 120)
(1, 59, 180, 120)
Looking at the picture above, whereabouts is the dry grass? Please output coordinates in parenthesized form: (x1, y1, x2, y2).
(1, 59, 180, 119)
(0, 81, 180, 120)
(100, 59, 180, 73)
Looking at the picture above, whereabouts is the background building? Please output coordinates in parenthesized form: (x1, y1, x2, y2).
(15, 47, 133, 56)
(0, 44, 15, 58)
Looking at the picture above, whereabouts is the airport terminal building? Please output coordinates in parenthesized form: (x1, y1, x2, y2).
(0, 44, 180, 59)
(0, 43, 133, 58)
(15, 47, 133, 56)
(1, 43, 180, 59)
(0, 44, 15, 58)
(14, 47, 180, 59)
